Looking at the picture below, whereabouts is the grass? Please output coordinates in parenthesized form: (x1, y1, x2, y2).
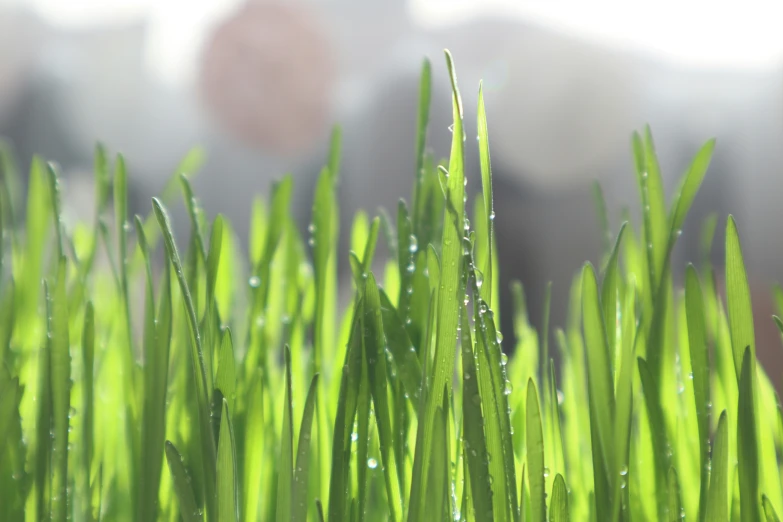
(0, 49, 782, 521)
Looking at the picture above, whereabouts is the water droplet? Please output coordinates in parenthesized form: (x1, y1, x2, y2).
(407, 262, 415, 273)
(448, 124, 455, 133)
(248, 276, 261, 288)
(500, 353, 508, 366)
(409, 234, 418, 253)
(503, 382, 513, 395)
(308, 237, 316, 247)
(308, 223, 316, 233)
(464, 373, 471, 380)
(351, 432, 358, 442)
(557, 390, 564, 405)
(543, 467, 550, 478)
(367, 458, 378, 469)
(620, 465, 628, 476)
(489, 211, 496, 221)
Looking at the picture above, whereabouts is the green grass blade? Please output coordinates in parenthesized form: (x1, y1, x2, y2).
(601, 222, 627, 374)
(292, 374, 319, 522)
(153, 197, 217, 518)
(638, 357, 670, 519)
(414, 50, 466, 519)
(47, 259, 70, 522)
(706, 411, 729, 522)
(378, 289, 423, 404)
(685, 264, 710, 521)
(412, 58, 432, 227)
(763, 495, 781, 522)
(549, 474, 570, 522)
(277, 346, 295, 522)
(215, 329, 236, 414)
(668, 467, 683, 521)
(725, 216, 755, 380)
(460, 303, 493, 522)
(45, 163, 64, 260)
(581, 263, 615, 514)
(667, 138, 715, 246)
(165, 441, 202, 522)
(477, 82, 495, 308)
(737, 347, 760, 522)
(137, 214, 173, 522)
(527, 379, 545, 522)
(217, 399, 238, 522)
(82, 302, 95, 521)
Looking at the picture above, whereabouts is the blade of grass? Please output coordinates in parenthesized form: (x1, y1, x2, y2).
(737, 347, 760, 522)
(47, 259, 70, 522)
(153, 197, 217, 520)
(460, 302, 493, 522)
(379, 289, 423, 404)
(527, 379, 545, 522)
(763, 495, 781, 522)
(550, 474, 569, 522)
(706, 410, 729, 522)
(292, 374, 319, 522)
(277, 346, 295, 522)
(638, 357, 670, 520)
(581, 263, 615, 518)
(217, 398, 238, 522)
(668, 467, 683, 521)
(82, 302, 95, 522)
(165, 441, 202, 522)
(685, 264, 710, 521)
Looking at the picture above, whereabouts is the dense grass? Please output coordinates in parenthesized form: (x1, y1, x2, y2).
(1, 50, 783, 521)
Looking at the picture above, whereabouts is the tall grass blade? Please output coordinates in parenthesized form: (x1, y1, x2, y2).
(165, 441, 202, 522)
(276, 346, 295, 522)
(527, 379, 545, 522)
(549, 474, 569, 522)
(737, 347, 760, 522)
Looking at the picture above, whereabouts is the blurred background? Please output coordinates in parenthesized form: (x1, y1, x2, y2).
(2, 0, 783, 376)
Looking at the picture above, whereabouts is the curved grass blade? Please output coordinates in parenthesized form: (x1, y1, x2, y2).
(706, 410, 729, 522)
(165, 441, 202, 522)
(277, 346, 295, 522)
(412, 58, 432, 227)
(217, 398, 238, 522)
(550, 474, 570, 522)
(47, 259, 70, 522)
(292, 374, 320, 522)
(527, 379, 545, 522)
(685, 264, 710, 520)
(737, 347, 760, 522)
(763, 495, 781, 522)
(153, 197, 217, 519)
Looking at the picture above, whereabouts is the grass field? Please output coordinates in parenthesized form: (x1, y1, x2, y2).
(1, 50, 782, 521)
